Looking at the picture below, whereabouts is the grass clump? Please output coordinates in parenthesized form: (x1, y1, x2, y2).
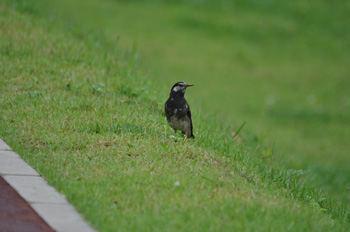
(0, 1, 349, 231)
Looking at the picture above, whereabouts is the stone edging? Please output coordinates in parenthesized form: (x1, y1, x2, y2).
(0, 139, 97, 232)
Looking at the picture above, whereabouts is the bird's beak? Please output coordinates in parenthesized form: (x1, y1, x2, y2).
(187, 83, 194, 87)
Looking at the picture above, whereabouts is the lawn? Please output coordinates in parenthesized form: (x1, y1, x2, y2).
(48, 0, 350, 198)
(0, 0, 349, 231)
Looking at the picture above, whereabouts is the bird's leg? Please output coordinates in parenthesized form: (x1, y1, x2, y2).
(184, 134, 188, 142)
(173, 130, 177, 135)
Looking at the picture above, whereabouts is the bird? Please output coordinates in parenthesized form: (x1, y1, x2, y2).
(165, 82, 195, 141)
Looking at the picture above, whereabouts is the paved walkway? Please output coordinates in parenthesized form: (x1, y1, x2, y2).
(0, 139, 97, 232)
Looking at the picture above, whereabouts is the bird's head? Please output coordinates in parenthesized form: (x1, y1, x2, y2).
(170, 82, 194, 97)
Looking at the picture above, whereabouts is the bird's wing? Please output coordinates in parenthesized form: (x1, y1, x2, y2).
(165, 100, 171, 118)
(187, 103, 194, 136)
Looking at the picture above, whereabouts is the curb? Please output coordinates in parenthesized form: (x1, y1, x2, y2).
(0, 139, 97, 232)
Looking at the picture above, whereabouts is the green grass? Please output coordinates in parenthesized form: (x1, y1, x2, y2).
(46, 0, 350, 200)
(1, 1, 350, 231)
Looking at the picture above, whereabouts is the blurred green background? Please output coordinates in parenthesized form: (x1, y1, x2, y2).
(44, 0, 349, 195)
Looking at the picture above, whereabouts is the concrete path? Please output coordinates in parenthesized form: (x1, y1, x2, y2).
(0, 139, 97, 232)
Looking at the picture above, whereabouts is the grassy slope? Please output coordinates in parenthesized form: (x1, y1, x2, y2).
(52, 0, 350, 165)
(0, 1, 349, 232)
(45, 0, 350, 200)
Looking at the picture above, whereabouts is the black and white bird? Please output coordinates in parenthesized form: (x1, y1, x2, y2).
(165, 82, 195, 141)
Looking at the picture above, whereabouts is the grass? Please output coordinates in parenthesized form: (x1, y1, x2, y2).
(43, 0, 350, 200)
(0, 0, 350, 231)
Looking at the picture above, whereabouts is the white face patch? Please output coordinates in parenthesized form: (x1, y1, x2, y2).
(173, 86, 181, 92)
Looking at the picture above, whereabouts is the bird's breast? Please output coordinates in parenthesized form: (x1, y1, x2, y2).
(168, 115, 191, 133)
